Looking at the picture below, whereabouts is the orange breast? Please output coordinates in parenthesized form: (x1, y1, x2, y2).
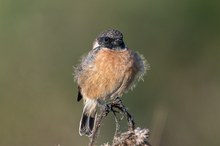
(79, 48, 137, 100)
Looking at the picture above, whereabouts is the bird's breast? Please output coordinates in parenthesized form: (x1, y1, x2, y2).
(80, 48, 138, 100)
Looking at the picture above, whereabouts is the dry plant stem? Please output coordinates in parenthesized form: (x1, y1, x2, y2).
(88, 97, 136, 146)
(89, 104, 111, 146)
(112, 97, 135, 131)
(112, 128, 151, 146)
(113, 111, 121, 137)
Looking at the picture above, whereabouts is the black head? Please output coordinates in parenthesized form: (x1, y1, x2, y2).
(96, 29, 125, 50)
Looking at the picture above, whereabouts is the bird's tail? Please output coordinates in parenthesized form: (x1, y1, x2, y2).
(79, 99, 97, 137)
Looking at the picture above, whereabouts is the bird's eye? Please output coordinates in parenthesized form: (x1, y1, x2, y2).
(103, 37, 110, 43)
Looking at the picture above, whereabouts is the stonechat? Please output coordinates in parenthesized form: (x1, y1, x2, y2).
(74, 29, 148, 137)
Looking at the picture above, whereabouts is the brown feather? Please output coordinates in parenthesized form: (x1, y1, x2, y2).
(77, 48, 145, 100)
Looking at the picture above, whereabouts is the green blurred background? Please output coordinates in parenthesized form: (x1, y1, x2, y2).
(0, 0, 220, 146)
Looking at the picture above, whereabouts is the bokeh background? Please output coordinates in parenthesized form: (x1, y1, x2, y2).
(1, 0, 220, 146)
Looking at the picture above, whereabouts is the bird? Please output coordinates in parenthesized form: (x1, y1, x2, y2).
(74, 29, 149, 137)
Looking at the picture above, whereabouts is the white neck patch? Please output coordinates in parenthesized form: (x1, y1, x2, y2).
(92, 40, 100, 49)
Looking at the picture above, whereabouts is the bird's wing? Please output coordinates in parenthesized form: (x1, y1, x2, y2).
(77, 86, 83, 102)
(74, 47, 101, 101)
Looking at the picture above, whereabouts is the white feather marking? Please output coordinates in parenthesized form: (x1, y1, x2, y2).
(84, 98, 97, 115)
(92, 40, 99, 49)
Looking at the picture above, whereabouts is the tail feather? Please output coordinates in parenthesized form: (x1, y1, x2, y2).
(79, 99, 97, 137)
